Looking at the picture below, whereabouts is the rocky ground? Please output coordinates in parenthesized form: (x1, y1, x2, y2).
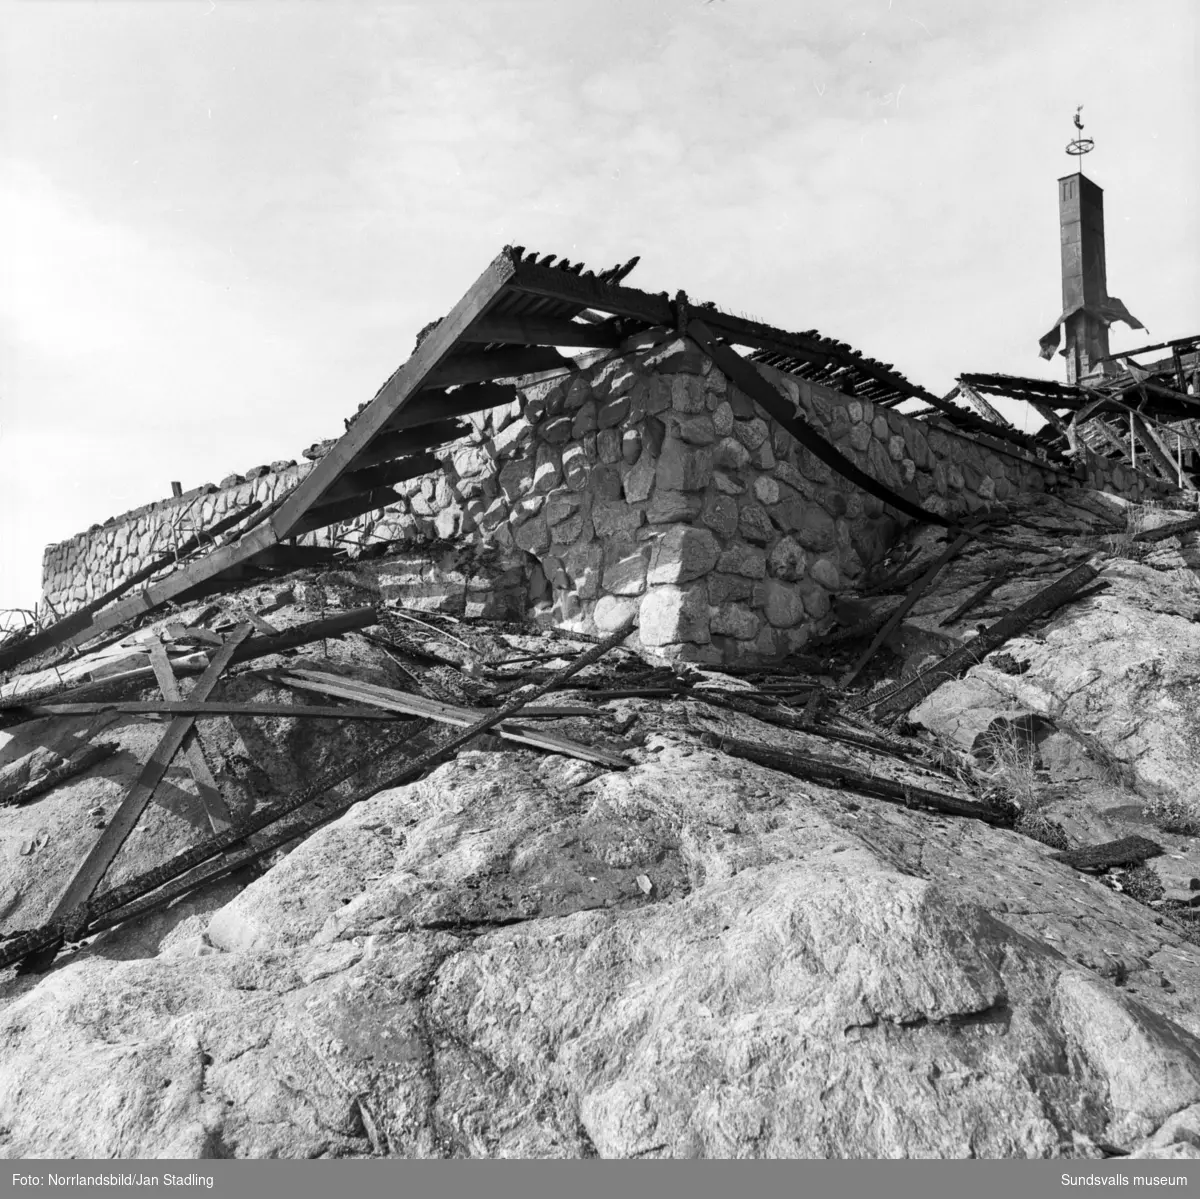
(1, 485, 1199, 1160)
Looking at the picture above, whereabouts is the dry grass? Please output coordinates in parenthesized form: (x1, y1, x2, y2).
(970, 716, 1072, 849)
(974, 717, 1046, 815)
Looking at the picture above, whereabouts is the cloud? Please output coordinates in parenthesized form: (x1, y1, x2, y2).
(0, 0, 1195, 612)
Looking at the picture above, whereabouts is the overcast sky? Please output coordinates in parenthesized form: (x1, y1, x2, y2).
(1, 0, 1196, 614)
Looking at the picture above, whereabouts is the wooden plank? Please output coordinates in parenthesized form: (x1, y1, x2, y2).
(269, 251, 517, 539)
(0, 615, 641, 971)
(1052, 835, 1163, 872)
(387, 383, 518, 431)
(29, 701, 405, 720)
(1132, 513, 1200, 544)
(242, 545, 342, 570)
(864, 562, 1099, 718)
(839, 532, 971, 687)
(507, 257, 954, 412)
(425, 346, 574, 387)
(315, 453, 441, 508)
(1081, 416, 1136, 465)
(2, 609, 379, 712)
(701, 733, 1007, 825)
(1028, 400, 1080, 457)
(937, 575, 1003, 627)
(165, 622, 224, 647)
(269, 668, 629, 769)
(506, 260, 675, 327)
(957, 382, 1013, 430)
(228, 607, 378, 662)
(461, 314, 622, 348)
(1123, 378, 1200, 411)
(287, 486, 417, 539)
(351, 420, 468, 470)
(1, 742, 120, 808)
(1133, 409, 1198, 491)
(147, 640, 233, 834)
(46, 623, 252, 927)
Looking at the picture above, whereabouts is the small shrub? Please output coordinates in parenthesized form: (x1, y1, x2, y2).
(1122, 864, 1165, 905)
(1014, 810, 1070, 850)
(1142, 794, 1200, 837)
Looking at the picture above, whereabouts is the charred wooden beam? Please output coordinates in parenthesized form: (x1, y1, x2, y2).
(287, 483, 426, 539)
(242, 545, 343, 570)
(1132, 407, 1197, 492)
(1, 742, 120, 808)
(425, 346, 574, 387)
(350, 420, 468, 470)
(0, 614, 639, 971)
(267, 668, 628, 769)
(315, 452, 441, 508)
(34, 624, 252, 962)
(388, 382, 520, 430)
(957, 382, 1014, 430)
(862, 561, 1100, 719)
(1, 609, 380, 714)
(462, 314, 622, 348)
(1132, 513, 1200, 543)
(937, 575, 1004, 627)
(26, 701, 404, 721)
(686, 319, 960, 531)
(147, 640, 233, 835)
(700, 732, 1008, 825)
(839, 532, 972, 687)
(1052, 835, 1163, 872)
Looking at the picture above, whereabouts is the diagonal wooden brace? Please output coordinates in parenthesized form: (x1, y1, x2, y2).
(45, 622, 252, 933)
(147, 639, 234, 834)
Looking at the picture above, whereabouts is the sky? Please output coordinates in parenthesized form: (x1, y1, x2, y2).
(1, 0, 1196, 615)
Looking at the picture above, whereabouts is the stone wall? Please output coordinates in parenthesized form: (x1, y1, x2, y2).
(41, 465, 314, 616)
(43, 325, 1168, 665)
(454, 330, 1067, 664)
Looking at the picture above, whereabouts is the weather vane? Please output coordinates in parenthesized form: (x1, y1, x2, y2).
(1066, 105, 1094, 157)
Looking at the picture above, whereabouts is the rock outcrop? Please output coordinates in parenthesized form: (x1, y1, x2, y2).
(5, 489, 1200, 1160)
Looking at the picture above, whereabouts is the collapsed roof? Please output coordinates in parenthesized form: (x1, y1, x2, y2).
(4, 244, 1061, 676)
(958, 334, 1200, 493)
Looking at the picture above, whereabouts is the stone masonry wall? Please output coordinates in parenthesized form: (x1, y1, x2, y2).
(43, 323, 1166, 665)
(459, 329, 1067, 664)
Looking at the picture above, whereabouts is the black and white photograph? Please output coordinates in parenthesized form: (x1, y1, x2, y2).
(0, 0, 1198, 1190)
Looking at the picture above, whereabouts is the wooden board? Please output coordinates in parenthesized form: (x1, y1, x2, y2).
(426, 347, 575, 386)
(30, 700, 406, 720)
(46, 624, 252, 924)
(147, 640, 233, 834)
(271, 668, 629, 769)
(462, 314, 622, 348)
(351, 420, 468, 470)
(387, 383, 519, 431)
(316, 452, 441, 508)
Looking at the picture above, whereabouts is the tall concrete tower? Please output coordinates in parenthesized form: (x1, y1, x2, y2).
(1038, 109, 1145, 381)
(1056, 171, 1111, 383)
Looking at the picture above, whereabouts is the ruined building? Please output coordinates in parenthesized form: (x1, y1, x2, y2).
(24, 121, 1198, 676)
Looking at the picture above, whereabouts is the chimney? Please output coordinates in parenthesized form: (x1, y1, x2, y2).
(1057, 170, 1112, 383)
